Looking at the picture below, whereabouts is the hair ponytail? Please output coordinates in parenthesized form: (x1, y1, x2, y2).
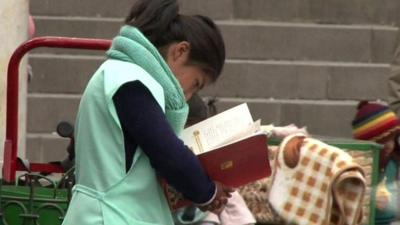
(125, 0, 179, 46)
(125, 0, 225, 81)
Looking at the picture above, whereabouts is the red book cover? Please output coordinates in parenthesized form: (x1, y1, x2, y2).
(162, 132, 271, 210)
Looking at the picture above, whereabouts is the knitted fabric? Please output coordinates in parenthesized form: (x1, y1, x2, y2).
(107, 25, 188, 133)
(352, 101, 400, 141)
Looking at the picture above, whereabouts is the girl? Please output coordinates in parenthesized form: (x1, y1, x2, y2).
(62, 1, 233, 225)
(352, 101, 400, 225)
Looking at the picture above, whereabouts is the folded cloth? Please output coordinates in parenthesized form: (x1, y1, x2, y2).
(268, 134, 366, 225)
(261, 124, 308, 138)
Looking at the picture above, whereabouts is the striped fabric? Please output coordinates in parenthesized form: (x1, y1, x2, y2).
(352, 102, 400, 141)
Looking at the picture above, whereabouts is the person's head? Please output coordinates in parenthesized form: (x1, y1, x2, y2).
(186, 94, 217, 127)
(352, 101, 400, 163)
(125, 0, 225, 100)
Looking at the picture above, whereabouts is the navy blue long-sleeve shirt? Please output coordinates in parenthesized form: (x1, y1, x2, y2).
(112, 81, 215, 204)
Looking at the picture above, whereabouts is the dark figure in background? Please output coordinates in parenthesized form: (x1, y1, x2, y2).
(352, 101, 400, 225)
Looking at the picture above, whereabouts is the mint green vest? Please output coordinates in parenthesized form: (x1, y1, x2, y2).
(62, 60, 174, 225)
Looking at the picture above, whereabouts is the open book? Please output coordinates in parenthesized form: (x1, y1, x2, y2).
(162, 103, 271, 210)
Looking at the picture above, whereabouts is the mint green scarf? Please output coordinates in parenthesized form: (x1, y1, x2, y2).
(107, 25, 188, 133)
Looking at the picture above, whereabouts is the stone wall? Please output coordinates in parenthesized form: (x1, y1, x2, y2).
(27, 0, 399, 162)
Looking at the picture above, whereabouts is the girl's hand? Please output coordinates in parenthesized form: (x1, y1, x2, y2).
(199, 181, 235, 214)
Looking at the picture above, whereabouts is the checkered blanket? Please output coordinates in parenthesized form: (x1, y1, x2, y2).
(268, 134, 366, 225)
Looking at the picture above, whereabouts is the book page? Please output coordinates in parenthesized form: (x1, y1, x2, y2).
(217, 119, 261, 147)
(180, 103, 256, 154)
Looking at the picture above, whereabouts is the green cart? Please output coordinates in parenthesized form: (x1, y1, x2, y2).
(1, 36, 111, 225)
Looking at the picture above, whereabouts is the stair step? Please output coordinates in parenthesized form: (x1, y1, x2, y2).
(219, 20, 398, 63)
(31, 0, 400, 25)
(29, 54, 103, 94)
(233, 0, 400, 25)
(26, 0, 400, 145)
(30, 0, 132, 18)
(212, 98, 358, 137)
(26, 134, 69, 163)
(29, 54, 391, 101)
(26, 96, 358, 139)
(30, 0, 233, 20)
(27, 93, 80, 133)
(202, 59, 391, 101)
(32, 16, 398, 63)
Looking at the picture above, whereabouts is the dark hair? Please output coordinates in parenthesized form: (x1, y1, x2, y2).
(125, 0, 225, 81)
(186, 94, 217, 126)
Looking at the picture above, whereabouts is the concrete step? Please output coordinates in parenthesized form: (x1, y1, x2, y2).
(29, 16, 120, 56)
(212, 98, 358, 138)
(233, 0, 400, 26)
(32, 17, 399, 63)
(31, 0, 232, 20)
(26, 97, 357, 151)
(31, 0, 400, 26)
(202, 60, 391, 101)
(29, 54, 391, 101)
(28, 54, 103, 94)
(30, 0, 134, 18)
(220, 21, 398, 63)
(26, 134, 69, 163)
(27, 93, 80, 133)
(24, 107, 361, 163)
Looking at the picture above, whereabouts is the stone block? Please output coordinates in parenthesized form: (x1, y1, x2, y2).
(280, 101, 357, 137)
(25, 137, 42, 162)
(33, 17, 121, 39)
(210, 98, 282, 125)
(327, 64, 391, 100)
(31, 17, 120, 55)
(204, 60, 392, 100)
(203, 61, 329, 99)
(33, 18, 397, 63)
(233, 0, 313, 22)
(31, 0, 230, 20)
(179, 0, 233, 20)
(29, 55, 103, 94)
(31, 0, 134, 18)
(233, 0, 400, 25)
(26, 135, 69, 163)
(371, 28, 399, 63)
(308, 0, 380, 25)
(208, 98, 357, 137)
(309, 0, 400, 26)
(220, 21, 373, 62)
(27, 95, 80, 133)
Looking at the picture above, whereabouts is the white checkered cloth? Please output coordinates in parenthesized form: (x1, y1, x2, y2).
(268, 134, 366, 225)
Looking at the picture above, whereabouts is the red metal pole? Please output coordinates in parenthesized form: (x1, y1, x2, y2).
(3, 37, 111, 182)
